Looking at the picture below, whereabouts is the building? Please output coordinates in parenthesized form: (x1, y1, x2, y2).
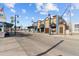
(32, 22, 37, 32)
(37, 20, 41, 32)
(14, 26, 22, 31)
(28, 15, 69, 35)
(72, 23, 79, 34)
(45, 17, 50, 33)
(27, 26, 34, 32)
(40, 20, 45, 32)
(0, 22, 13, 37)
(44, 15, 68, 35)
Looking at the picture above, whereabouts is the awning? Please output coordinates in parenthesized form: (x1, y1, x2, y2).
(50, 23, 56, 28)
(0, 22, 13, 27)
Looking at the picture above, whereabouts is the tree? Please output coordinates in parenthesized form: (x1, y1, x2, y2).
(10, 16, 14, 23)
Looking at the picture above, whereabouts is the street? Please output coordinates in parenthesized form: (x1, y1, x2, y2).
(0, 31, 79, 56)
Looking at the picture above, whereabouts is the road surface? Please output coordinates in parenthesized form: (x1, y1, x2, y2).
(0, 31, 79, 56)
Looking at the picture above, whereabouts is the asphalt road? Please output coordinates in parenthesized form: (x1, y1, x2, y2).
(0, 31, 79, 56)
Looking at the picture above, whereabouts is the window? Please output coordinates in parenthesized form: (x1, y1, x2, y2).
(75, 24, 79, 28)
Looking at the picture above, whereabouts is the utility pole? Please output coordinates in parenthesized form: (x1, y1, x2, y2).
(32, 18, 35, 33)
(48, 14, 51, 35)
(61, 4, 72, 35)
(69, 3, 72, 35)
(14, 15, 16, 35)
(14, 15, 19, 35)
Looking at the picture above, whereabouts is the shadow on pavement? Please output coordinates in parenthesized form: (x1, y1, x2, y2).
(6, 32, 33, 37)
(36, 40, 64, 56)
(15, 32, 33, 37)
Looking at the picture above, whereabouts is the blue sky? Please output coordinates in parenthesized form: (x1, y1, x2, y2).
(0, 3, 79, 28)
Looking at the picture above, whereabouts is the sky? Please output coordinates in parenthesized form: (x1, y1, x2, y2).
(0, 3, 79, 28)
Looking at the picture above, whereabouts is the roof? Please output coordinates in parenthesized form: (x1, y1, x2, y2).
(0, 22, 13, 27)
(27, 26, 37, 29)
(27, 26, 34, 29)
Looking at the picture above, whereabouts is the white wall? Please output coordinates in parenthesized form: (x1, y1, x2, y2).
(72, 23, 79, 33)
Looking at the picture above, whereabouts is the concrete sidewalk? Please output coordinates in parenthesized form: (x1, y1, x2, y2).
(0, 37, 27, 56)
(51, 35, 79, 40)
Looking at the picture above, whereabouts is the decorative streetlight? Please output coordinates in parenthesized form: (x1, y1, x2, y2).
(48, 14, 51, 35)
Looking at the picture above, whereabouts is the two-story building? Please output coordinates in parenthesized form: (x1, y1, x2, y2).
(28, 15, 69, 35)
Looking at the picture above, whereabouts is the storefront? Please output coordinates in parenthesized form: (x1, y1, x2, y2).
(0, 22, 13, 37)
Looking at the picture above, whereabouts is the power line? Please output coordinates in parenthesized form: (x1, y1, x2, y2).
(61, 4, 70, 17)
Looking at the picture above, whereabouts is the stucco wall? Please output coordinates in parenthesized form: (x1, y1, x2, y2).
(37, 20, 41, 29)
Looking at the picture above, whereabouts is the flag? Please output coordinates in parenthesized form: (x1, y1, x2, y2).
(0, 8, 3, 14)
(0, 8, 3, 12)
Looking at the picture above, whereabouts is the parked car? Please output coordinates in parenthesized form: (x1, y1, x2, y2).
(5, 32, 10, 37)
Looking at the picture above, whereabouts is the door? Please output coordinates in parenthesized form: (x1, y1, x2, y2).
(60, 27, 63, 34)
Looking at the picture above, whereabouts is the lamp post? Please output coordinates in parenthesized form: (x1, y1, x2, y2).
(48, 14, 51, 35)
(14, 15, 19, 35)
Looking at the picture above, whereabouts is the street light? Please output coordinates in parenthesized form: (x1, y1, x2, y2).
(14, 15, 19, 35)
(48, 14, 51, 35)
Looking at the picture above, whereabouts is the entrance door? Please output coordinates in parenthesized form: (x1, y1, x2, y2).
(41, 28, 44, 32)
(45, 28, 49, 33)
(59, 27, 63, 34)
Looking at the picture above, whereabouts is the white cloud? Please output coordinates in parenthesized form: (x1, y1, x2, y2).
(70, 3, 79, 10)
(40, 19, 44, 21)
(73, 3, 79, 9)
(11, 9, 16, 13)
(5, 3, 16, 13)
(35, 3, 59, 15)
(40, 11, 48, 15)
(71, 5, 74, 10)
(22, 9, 26, 13)
(35, 3, 44, 12)
(29, 4, 32, 6)
(25, 16, 28, 19)
(45, 3, 59, 11)
(5, 3, 15, 8)
(71, 13, 74, 16)
(32, 17, 34, 20)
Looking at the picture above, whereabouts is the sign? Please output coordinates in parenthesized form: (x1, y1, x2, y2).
(0, 14, 3, 16)
(0, 22, 3, 27)
(0, 8, 6, 22)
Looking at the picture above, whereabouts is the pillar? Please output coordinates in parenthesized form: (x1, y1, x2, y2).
(56, 15, 59, 34)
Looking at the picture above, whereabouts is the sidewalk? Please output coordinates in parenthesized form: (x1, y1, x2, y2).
(0, 37, 27, 56)
(51, 34, 79, 40)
